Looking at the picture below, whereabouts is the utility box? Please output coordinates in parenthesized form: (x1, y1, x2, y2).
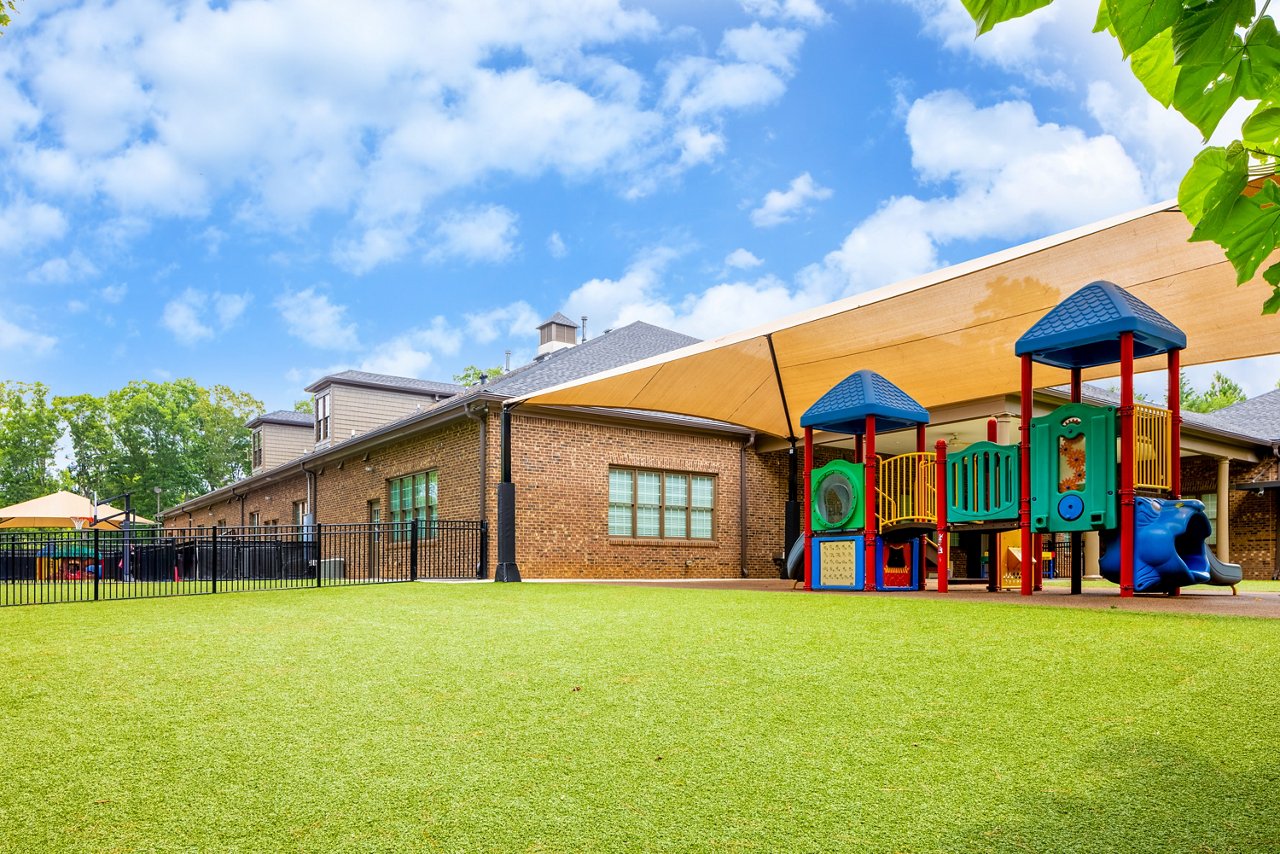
(1030, 403, 1117, 533)
(810, 460, 865, 532)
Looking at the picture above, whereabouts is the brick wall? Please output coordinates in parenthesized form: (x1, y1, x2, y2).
(1181, 455, 1279, 580)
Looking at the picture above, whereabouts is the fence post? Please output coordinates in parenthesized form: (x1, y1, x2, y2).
(478, 520, 488, 579)
(315, 523, 323, 588)
(93, 527, 100, 601)
(410, 520, 419, 582)
(211, 526, 219, 595)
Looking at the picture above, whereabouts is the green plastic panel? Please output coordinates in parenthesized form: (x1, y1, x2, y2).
(810, 459, 865, 532)
(1030, 403, 1116, 533)
(946, 442, 1019, 523)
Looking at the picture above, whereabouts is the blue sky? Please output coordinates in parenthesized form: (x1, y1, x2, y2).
(2, 0, 1277, 411)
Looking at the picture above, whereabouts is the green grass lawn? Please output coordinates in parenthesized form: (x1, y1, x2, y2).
(2, 584, 1278, 853)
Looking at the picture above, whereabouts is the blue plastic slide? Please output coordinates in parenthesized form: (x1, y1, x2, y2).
(1099, 497, 1242, 593)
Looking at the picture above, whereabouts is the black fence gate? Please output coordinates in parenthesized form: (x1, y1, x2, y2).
(0, 521, 487, 607)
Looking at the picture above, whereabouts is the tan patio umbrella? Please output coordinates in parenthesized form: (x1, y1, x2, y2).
(0, 491, 154, 529)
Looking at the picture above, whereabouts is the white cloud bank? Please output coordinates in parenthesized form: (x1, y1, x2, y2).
(162, 288, 251, 343)
(750, 172, 832, 227)
(274, 287, 360, 351)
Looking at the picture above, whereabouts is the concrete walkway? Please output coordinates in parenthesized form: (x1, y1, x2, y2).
(570, 577, 1280, 618)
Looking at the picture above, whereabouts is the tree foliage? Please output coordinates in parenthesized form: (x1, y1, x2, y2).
(453, 365, 504, 387)
(962, 0, 1280, 314)
(1179, 369, 1247, 412)
(0, 382, 66, 505)
(293, 398, 314, 414)
(55, 380, 263, 511)
(0, 2, 16, 33)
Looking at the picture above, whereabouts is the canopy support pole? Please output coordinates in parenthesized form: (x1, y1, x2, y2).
(1070, 368, 1083, 595)
(496, 404, 521, 582)
(1168, 348, 1182, 498)
(803, 427, 813, 591)
(864, 415, 877, 592)
(1019, 355, 1034, 596)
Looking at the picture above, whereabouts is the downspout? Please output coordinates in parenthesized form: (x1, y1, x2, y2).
(465, 402, 489, 578)
(496, 403, 522, 582)
(739, 431, 756, 578)
(301, 460, 317, 523)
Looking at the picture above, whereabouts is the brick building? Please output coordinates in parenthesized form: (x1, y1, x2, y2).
(166, 315, 1280, 581)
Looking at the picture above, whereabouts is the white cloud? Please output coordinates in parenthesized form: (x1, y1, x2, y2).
(161, 287, 250, 343)
(7, 0, 819, 269)
(563, 247, 831, 338)
(0, 198, 67, 255)
(428, 205, 519, 264)
(742, 0, 830, 25)
(28, 250, 98, 284)
(100, 283, 128, 304)
(721, 24, 805, 72)
(725, 248, 764, 269)
(798, 91, 1147, 297)
(750, 172, 832, 227)
(161, 290, 213, 342)
(0, 315, 56, 356)
(674, 126, 726, 167)
(333, 225, 416, 275)
(547, 231, 568, 258)
(274, 287, 360, 351)
(465, 301, 541, 344)
(67, 299, 88, 314)
(359, 316, 462, 377)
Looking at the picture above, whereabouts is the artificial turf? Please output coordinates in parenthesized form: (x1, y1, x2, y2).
(1, 583, 1277, 853)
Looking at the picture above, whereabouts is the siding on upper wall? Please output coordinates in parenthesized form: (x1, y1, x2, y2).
(256, 423, 314, 472)
(321, 385, 445, 448)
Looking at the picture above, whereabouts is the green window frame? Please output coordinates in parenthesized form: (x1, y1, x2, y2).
(390, 471, 438, 541)
(608, 467, 714, 540)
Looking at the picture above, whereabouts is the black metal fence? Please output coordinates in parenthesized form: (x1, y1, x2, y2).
(0, 521, 487, 608)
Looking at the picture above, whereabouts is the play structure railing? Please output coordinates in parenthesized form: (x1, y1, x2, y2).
(946, 442, 1019, 523)
(878, 452, 937, 528)
(1133, 403, 1172, 492)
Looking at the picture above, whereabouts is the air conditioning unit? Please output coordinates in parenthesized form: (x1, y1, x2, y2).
(320, 558, 346, 579)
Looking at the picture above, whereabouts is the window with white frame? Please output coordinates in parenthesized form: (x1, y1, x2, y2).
(1199, 493, 1218, 545)
(292, 500, 307, 526)
(608, 468, 714, 539)
(314, 393, 331, 442)
(252, 430, 263, 468)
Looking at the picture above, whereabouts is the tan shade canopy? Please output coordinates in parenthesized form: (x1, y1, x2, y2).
(519, 202, 1280, 438)
(0, 491, 154, 529)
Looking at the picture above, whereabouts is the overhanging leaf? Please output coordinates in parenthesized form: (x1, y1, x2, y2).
(1172, 48, 1244, 139)
(1180, 143, 1248, 235)
(1094, 0, 1113, 33)
(1243, 102, 1280, 155)
(1213, 181, 1280, 284)
(1130, 27, 1179, 105)
(1173, 0, 1255, 65)
(1237, 16, 1280, 100)
(961, 0, 1055, 35)
(1107, 0, 1181, 57)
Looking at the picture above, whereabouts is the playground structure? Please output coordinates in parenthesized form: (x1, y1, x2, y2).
(797, 281, 1243, 597)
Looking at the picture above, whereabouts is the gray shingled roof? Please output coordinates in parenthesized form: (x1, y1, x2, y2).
(1055, 383, 1274, 443)
(305, 370, 463, 396)
(540, 312, 578, 328)
(246, 409, 315, 429)
(486, 322, 699, 397)
(1214, 389, 1280, 441)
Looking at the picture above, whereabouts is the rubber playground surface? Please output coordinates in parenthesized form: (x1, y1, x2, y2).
(574, 577, 1280, 618)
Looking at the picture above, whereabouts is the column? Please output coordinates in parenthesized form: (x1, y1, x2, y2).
(1217, 457, 1231, 562)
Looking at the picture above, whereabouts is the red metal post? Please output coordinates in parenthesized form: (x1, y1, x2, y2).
(1070, 367, 1082, 404)
(936, 439, 948, 593)
(855, 433, 863, 464)
(864, 416, 877, 592)
(987, 418, 997, 443)
(1119, 332, 1136, 598)
(803, 426, 814, 591)
(1169, 348, 1182, 498)
(1019, 355, 1034, 596)
(916, 424, 926, 453)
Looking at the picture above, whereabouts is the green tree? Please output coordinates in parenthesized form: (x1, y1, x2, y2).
(0, 2, 16, 33)
(1180, 370, 1247, 412)
(0, 381, 64, 505)
(56, 379, 263, 510)
(453, 365, 504, 387)
(293, 398, 314, 414)
(962, 0, 1280, 314)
